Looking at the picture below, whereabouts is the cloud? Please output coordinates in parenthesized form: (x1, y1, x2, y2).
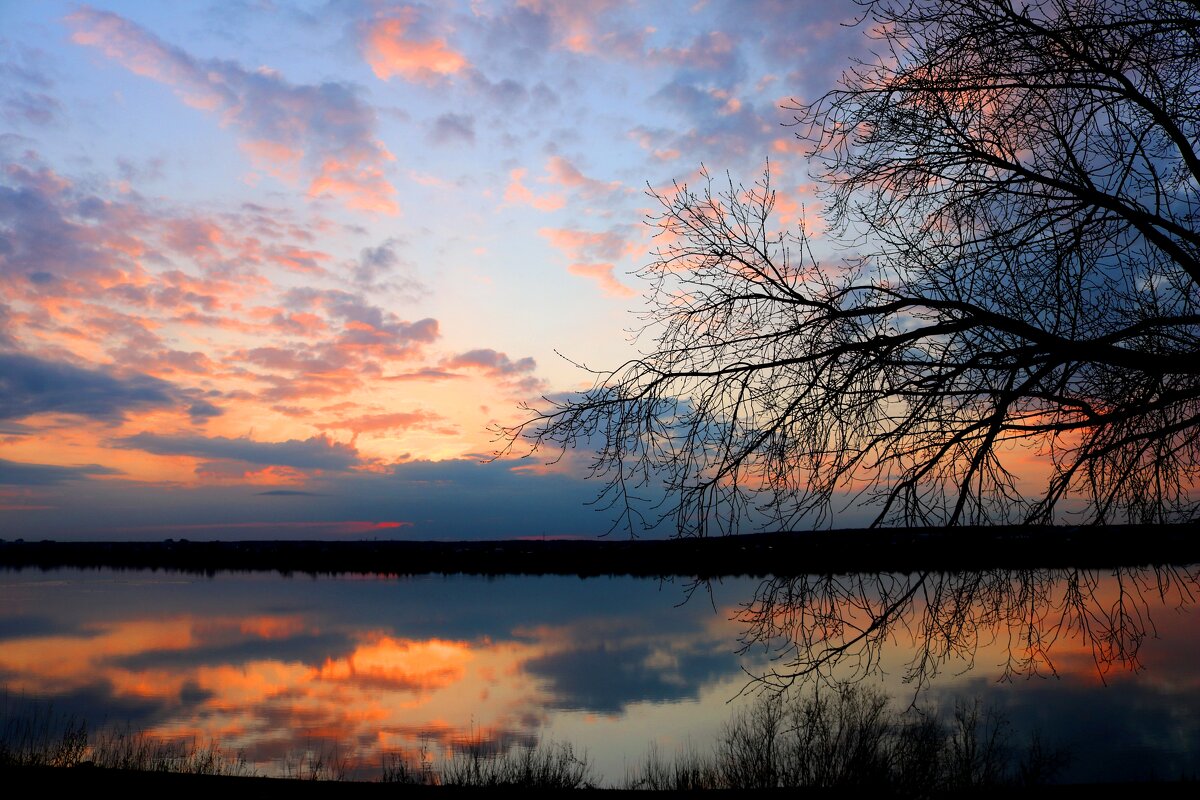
(650, 30, 740, 74)
(0, 458, 122, 486)
(649, 78, 774, 164)
(67, 8, 398, 214)
(360, 10, 471, 84)
(628, 125, 682, 161)
(316, 410, 449, 436)
(113, 432, 360, 471)
(468, 73, 528, 109)
(278, 288, 439, 361)
(0, 163, 155, 284)
(354, 239, 425, 298)
(504, 168, 565, 212)
(0, 456, 655, 540)
(444, 349, 536, 376)
(565, 262, 636, 298)
(442, 348, 543, 392)
(515, 0, 644, 58)
(2, 90, 62, 127)
(429, 112, 475, 146)
(0, 352, 217, 423)
(0, 44, 63, 127)
(539, 226, 638, 263)
(382, 367, 465, 382)
(539, 226, 642, 297)
(544, 156, 621, 198)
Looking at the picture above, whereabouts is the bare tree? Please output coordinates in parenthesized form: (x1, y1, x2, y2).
(502, 0, 1200, 533)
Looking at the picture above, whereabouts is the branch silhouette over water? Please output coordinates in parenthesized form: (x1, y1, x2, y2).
(733, 565, 1200, 695)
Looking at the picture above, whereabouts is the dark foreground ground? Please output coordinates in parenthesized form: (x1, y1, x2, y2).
(1, 524, 1198, 577)
(3, 766, 1197, 796)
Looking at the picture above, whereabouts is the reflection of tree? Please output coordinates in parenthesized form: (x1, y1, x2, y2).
(735, 566, 1200, 694)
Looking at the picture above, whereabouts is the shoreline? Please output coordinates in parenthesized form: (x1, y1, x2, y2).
(2, 524, 1198, 576)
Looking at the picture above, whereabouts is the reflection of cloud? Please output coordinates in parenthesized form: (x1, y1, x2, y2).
(524, 641, 735, 714)
(318, 636, 473, 693)
(67, 7, 398, 214)
(0, 614, 93, 642)
(5, 682, 169, 731)
(114, 631, 354, 672)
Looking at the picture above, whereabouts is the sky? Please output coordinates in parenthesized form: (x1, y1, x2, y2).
(0, 0, 874, 540)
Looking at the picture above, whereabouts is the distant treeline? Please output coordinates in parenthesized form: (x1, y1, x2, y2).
(2, 525, 1199, 577)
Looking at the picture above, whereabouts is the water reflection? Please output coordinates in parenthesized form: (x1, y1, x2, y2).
(733, 566, 1200, 694)
(0, 572, 749, 779)
(0, 566, 1197, 783)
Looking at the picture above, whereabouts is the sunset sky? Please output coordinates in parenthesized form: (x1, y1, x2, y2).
(1, 1, 872, 539)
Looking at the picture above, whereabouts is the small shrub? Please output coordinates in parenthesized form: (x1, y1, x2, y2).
(440, 739, 594, 789)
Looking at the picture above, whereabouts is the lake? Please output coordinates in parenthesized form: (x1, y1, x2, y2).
(1, 566, 1198, 784)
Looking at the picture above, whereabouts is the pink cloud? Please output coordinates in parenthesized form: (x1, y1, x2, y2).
(628, 127, 682, 162)
(566, 262, 636, 298)
(517, 0, 643, 58)
(267, 246, 333, 274)
(307, 155, 398, 215)
(504, 168, 565, 212)
(66, 8, 398, 215)
(544, 156, 621, 198)
(361, 11, 470, 84)
(539, 226, 641, 262)
(539, 226, 644, 297)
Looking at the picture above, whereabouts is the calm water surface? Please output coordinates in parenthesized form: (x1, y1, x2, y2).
(1, 567, 1198, 783)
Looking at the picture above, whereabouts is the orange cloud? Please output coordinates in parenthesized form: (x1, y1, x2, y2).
(362, 13, 470, 84)
(318, 636, 473, 692)
(316, 410, 447, 436)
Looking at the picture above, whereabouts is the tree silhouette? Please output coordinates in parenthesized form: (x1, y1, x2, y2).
(503, 0, 1200, 533)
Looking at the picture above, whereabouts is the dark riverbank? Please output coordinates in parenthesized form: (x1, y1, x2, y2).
(2, 525, 1197, 577)
(3, 766, 1198, 797)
